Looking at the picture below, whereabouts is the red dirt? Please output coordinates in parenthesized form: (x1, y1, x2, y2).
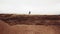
(8, 25, 60, 34)
(0, 14, 60, 25)
(0, 20, 10, 34)
(0, 14, 60, 34)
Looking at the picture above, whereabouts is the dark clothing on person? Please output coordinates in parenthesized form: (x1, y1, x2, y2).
(29, 11, 31, 14)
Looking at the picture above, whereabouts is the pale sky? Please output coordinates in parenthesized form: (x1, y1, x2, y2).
(0, 0, 60, 15)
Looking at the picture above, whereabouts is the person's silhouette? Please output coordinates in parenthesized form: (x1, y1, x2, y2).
(29, 11, 31, 14)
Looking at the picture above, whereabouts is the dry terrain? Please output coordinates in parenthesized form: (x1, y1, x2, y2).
(0, 14, 60, 34)
(0, 14, 60, 25)
(8, 25, 60, 34)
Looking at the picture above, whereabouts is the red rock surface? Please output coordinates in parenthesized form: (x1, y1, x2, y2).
(0, 20, 10, 34)
(0, 14, 60, 34)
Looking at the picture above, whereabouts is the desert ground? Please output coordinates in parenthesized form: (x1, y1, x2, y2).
(0, 14, 60, 34)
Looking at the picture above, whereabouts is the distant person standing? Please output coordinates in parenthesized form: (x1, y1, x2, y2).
(29, 11, 31, 14)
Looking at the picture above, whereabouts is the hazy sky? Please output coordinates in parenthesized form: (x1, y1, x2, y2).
(0, 0, 60, 15)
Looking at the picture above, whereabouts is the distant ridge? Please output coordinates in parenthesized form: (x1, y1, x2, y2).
(0, 14, 60, 25)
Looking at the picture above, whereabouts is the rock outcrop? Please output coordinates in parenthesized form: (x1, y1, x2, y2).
(0, 20, 10, 34)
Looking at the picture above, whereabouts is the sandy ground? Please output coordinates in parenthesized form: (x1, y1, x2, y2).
(8, 25, 60, 34)
(0, 20, 60, 34)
